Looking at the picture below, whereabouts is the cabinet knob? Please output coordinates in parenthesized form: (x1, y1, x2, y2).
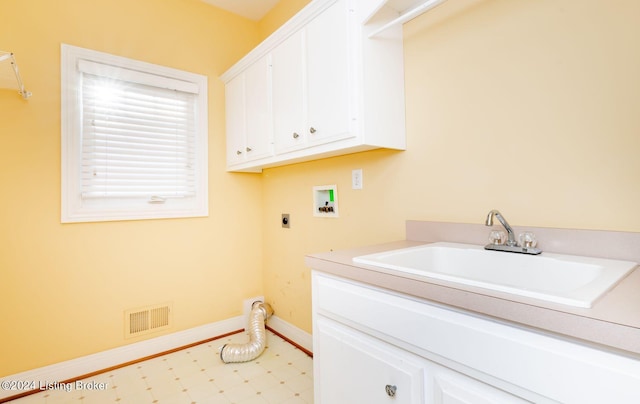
(236, 150, 242, 155)
(246, 147, 252, 152)
(292, 132, 300, 139)
(309, 127, 317, 134)
(385, 385, 397, 397)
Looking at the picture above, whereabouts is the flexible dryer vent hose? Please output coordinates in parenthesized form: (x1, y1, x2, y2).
(220, 301, 274, 363)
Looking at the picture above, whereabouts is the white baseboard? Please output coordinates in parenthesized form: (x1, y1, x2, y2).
(0, 316, 244, 400)
(267, 315, 313, 354)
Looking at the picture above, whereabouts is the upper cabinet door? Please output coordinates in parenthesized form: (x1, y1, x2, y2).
(306, 0, 354, 145)
(272, 29, 306, 154)
(225, 55, 273, 168)
(225, 74, 246, 166)
(244, 55, 273, 161)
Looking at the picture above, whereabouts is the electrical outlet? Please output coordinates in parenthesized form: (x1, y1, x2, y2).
(352, 169, 363, 190)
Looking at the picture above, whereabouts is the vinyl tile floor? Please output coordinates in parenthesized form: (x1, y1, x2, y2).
(10, 330, 313, 404)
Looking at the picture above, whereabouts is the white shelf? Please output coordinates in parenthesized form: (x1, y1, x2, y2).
(0, 51, 31, 99)
(366, 0, 448, 38)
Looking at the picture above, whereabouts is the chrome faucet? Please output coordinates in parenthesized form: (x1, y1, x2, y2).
(485, 210, 517, 246)
(484, 210, 542, 255)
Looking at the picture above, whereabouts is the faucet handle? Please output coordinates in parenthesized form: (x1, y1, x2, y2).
(518, 232, 537, 248)
(489, 230, 507, 245)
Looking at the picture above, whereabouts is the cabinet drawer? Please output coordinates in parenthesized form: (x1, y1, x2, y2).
(312, 272, 640, 403)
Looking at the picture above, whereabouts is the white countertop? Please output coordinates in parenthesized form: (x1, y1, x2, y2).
(306, 239, 640, 358)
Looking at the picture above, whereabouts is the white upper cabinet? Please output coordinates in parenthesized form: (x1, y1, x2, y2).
(225, 55, 273, 166)
(221, 0, 407, 172)
(271, 29, 307, 153)
(224, 74, 246, 167)
(304, 0, 353, 146)
(244, 56, 273, 161)
(272, 0, 354, 154)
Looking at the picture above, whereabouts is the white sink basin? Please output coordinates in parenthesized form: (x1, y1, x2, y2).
(353, 242, 637, 308)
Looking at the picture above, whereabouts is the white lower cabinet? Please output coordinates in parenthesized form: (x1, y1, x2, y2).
(315, 316, 527, 404)
(312, 271, 640, 404)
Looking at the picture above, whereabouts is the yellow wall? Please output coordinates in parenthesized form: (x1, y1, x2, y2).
(262, 0, 640, 334)
(2, 0, 639, 378)
(0, 0, 264, 376)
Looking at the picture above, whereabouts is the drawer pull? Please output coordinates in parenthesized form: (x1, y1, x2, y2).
(236, 150, 242, 155)
(293, 132, 300, 139)
(246, 147, 252, 152)
(385, 384, 397, 397)
(309, 126, 317, 134)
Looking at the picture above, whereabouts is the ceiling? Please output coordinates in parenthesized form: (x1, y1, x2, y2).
(200, 0, 281, 21)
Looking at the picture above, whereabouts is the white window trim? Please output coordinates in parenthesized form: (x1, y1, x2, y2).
(61, 44, 208, 223)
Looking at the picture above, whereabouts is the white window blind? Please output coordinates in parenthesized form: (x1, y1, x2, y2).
(81, 73, 196, 200)
(61, 44, 208, 223)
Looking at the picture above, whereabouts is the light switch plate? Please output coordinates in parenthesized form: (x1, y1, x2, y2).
(352, 169, 363, 189)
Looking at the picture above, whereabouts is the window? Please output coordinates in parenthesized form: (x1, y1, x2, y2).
(61, 44, 208, 223)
